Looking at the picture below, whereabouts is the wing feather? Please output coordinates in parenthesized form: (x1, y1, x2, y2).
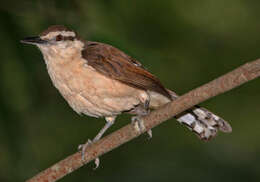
(81, 41, 171, 99)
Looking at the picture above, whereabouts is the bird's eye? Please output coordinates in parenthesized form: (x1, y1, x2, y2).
(56, 34, 63, 41)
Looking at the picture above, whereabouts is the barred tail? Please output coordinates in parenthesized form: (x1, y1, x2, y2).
(168, 90, 232, 141)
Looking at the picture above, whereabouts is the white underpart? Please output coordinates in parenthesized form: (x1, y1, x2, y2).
(178, 113, 197, 125)
(193, 122, 204, 133)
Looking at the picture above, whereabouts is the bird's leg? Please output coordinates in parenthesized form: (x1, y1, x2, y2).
(131, 95, 152, 138)
(78, 116, 115, 168)
(92, 117, 115, 142)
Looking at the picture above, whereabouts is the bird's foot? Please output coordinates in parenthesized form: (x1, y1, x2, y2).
(131, 116, 152, 139)
(78, 139, 100, 169)
(147, 129, 152, 139)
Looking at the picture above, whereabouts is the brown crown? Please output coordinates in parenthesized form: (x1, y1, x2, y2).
(40, 25, 73, 36)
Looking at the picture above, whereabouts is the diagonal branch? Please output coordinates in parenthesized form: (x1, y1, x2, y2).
(26, 59, 260, 182)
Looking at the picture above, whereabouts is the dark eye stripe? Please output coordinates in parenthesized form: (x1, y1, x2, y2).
(56, 34, 63, 41)
(56, 34, 75, 41)
(63, 36, 75, 41)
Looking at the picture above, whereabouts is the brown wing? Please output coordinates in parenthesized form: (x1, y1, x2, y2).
(81, 41, 172, 100)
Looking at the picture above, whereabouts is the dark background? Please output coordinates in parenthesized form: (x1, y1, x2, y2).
(1, 0, 260, 181)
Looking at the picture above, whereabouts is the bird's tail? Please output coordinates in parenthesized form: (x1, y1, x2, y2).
(167, 90, 232, 140)
(149, 89, 232, 140)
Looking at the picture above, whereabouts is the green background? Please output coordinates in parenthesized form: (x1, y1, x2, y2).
(1, 0, 260, 181)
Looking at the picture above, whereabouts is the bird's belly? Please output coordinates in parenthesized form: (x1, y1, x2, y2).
(46, 61, 142, 118)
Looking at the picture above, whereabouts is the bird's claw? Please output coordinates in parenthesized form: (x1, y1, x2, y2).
(78, 139, 92, 161)
(131, 116, 146, 133)
(131, 116, 152, 139)
(93, 158, 100, 170)
(147, 129, 152, 139)
(78, 139, 100, 169)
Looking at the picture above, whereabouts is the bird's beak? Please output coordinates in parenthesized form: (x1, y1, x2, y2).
(20, 36, 48, 45)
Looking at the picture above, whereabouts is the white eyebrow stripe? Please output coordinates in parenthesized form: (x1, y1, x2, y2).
(41, 31, 76, 39)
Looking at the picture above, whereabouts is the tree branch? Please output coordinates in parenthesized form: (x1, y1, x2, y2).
(26, 59, 260, 182)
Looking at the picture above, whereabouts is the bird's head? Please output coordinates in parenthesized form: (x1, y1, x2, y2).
(21, 25, 84, 57)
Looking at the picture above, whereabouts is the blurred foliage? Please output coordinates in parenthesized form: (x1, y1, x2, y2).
(0, 0, 260, 181)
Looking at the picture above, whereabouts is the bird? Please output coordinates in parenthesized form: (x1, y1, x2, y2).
(21, 25, 232, 167)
